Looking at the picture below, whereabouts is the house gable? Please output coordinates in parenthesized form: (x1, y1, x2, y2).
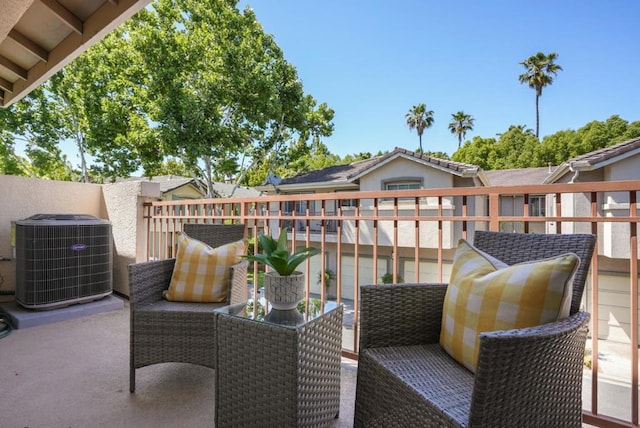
(267, 147, 487, 195)
(348, 148, 483, 183)
(359, 156, 454, 192)
(545, 137, 640, 184)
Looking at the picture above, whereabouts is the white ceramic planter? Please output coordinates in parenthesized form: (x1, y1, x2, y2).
(264, 271, 305, 310)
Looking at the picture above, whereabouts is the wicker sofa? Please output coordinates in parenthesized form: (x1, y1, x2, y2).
(128, 223, 248, 392)
(354, 231, 596, 427)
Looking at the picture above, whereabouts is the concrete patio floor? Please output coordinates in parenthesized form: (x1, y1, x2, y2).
(0, 297, 357, 428)
(0, 295, 621, 427)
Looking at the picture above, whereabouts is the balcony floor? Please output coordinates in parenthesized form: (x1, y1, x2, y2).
(0, 297, 357, 427)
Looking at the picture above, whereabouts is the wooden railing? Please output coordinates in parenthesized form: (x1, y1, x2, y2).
(143, 180, 640, 427)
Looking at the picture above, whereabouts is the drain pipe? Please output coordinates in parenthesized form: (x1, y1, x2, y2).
(569, 162, 580, 184)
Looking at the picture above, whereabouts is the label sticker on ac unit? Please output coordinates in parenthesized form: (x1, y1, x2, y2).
(71, 244, 87, 251)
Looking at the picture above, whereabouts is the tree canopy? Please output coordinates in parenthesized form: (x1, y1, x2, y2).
(0, 0, 335, 190)
(452, 115, 640, 170)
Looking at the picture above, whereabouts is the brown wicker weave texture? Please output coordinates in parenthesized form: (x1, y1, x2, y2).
(128, 223, 248, 393)
(215, 305, 343, 428)
(354, 231, 595, 428)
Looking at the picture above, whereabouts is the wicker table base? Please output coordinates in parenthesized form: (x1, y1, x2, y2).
(215, 300, 343, 427)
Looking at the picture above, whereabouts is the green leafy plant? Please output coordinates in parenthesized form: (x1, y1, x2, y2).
(317, 268, 336, 290)
(379, 272, 404, 284)
(244, 230, 321, 276)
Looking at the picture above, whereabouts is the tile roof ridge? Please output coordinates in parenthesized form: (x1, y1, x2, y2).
(569, 136, 640, 164)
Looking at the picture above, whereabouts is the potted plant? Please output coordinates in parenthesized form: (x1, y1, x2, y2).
(317, 268, 337, 299)
(245, 229, 321, 310)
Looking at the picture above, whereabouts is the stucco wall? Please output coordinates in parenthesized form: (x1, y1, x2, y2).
(102, 180, 160, 295)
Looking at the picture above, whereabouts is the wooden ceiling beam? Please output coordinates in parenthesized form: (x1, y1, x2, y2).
(0, 55, 28, 80)
(40, 0, 83, 35)
(8, 30, 49, 63)
(0, 77, 12, 93)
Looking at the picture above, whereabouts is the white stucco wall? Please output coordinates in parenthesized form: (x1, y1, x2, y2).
(102, 180, 160, 295)
(600, 154, 640, 259)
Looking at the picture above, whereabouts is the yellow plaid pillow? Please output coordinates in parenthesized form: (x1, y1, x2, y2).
(164, 233, 245, 303)
(440, 239, 578, 372)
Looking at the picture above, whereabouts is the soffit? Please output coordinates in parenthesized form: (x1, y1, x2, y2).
(0, 0, 151, 107)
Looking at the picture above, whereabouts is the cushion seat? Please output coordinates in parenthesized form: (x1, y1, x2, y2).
(361, 344, 473, 427)
(137, 300, 228, 313)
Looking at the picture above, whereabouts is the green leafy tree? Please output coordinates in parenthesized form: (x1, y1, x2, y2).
(518, 52, 563, 138)
(422, 151, 450, 160)
(493, 126, 540, 169)
(536, 130, 579, 167)
(0, 87, 78, 180)
(451, 136, 498, 170)
(622, 121, 640, 140)
(0, 25, 153, 183)
(341, 151, 381, 164)
(448, 111, 475, 148)
(131, 0, 334, 196)
(286, 141, 342, 176)
(405, 103, 434, 153)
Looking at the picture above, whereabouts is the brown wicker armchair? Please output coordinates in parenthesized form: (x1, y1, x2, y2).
(128, 223, 248, 392)
(354, 231, 596, 427)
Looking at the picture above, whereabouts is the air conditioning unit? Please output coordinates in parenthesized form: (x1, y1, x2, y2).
(15, 214, 113, 310)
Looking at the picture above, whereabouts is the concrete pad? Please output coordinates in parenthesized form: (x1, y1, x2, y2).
(0, 294, 125, 329)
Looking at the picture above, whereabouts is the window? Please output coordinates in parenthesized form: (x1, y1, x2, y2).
(386, 182, 421, 191)
(384, 180, 422, 202)
(339, 199, 358, 208)
(529, 195, 546, 216)
(283, 200, 307, 215)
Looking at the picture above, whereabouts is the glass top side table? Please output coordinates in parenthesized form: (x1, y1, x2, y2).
(214, 298, 343, 427)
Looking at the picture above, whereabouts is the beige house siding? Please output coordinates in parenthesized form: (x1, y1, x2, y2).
(549, 147, 640, 344)
(585, 270, 639, 344)
(161, 185, 203, 200)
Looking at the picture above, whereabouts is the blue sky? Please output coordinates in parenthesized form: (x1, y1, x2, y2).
(242, 0, 640, 158)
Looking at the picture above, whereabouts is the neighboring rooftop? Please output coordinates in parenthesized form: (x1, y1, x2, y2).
(119, 175, 262, 198)
(569, 136, 640, 167)
(484, 167, 555, 186)
(279, 156, 381, 186)
(279, 147, 483, 187)
(544, 136, 640, 184)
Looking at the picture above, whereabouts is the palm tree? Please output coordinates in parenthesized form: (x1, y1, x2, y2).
(448, 111, 475, 148)
(518, 52, 563, 139)
(405, 103, 434, 153)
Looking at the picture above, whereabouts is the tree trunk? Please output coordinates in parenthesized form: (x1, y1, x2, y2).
(77, 134, 88, 183)
(204, 156, 214, 198)
(535, 94, 540, 138)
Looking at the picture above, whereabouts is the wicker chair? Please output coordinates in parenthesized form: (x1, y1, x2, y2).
(354, 231, 596, 427)
(128, 223, 248, 392)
